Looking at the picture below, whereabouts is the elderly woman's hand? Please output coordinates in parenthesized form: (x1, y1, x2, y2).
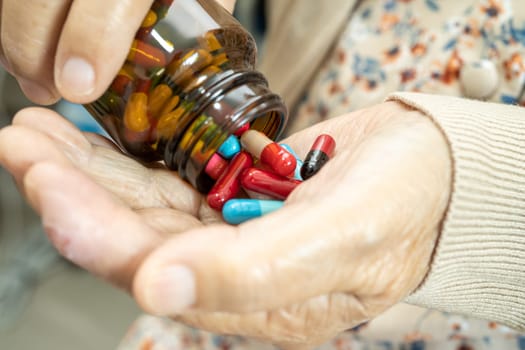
(0, 101, 451, 349)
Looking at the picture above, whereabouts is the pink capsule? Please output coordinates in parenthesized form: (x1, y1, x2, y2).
(241, 168, 301, 200)
(205, 153, 229, 180)
(240, 130, 296, 177)
(207, 151, 253, 210)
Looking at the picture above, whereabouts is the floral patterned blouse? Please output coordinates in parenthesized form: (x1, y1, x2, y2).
(119, 1, 525, 349)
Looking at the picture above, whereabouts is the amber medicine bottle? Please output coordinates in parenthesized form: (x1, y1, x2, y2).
(84, 0, 287, 192)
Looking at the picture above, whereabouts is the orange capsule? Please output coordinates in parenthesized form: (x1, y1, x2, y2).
(159, 95, 180, 116)
(156, 105, 185, 138)
(148, 84, 173, 117)
(183, 65, 221, 93)
(141, 10, 158, 28)
(166, 49, 213, 85)
(127, 40, 167, 69)
(124, 92, 150, 132)
(212, 52, 229, 67)
(199, 31, 222, 52)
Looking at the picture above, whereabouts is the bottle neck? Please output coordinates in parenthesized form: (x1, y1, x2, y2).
(163, 69, 287, 192)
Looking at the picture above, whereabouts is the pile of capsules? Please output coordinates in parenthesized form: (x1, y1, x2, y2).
(205, 128, 336, 224)
(94, 0, 241, 154)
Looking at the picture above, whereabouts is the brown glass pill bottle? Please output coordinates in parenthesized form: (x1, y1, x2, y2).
(84, 0, 287, 193)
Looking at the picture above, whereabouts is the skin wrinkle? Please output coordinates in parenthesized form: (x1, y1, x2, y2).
(0, 101, 454, 347)
(152, 169, 201, 214)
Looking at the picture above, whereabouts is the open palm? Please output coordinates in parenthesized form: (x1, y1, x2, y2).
(0, 100, 451, 349)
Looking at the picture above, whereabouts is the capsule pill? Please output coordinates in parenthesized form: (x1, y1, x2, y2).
(241, 168, 301, 200)
(300, 134, 336, 180)
(222, 199, 284, 225)
(207, 151, 253, 210)
(280, 143, 303, 180)
(127, 40, 167, 69)
(217, 135, 241, 159)
(240, 130, 296, 177)
(124, 92, 150, 132)
(205, 153, 229, 180)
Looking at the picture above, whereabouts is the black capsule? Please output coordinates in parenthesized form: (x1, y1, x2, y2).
(300, 134, 336, 180)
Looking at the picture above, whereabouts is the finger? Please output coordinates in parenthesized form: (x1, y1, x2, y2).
(23, 161, 162, 290)
(0, 124, 73, 191)
(179, 293, 367, 349)
(54, 0, 154, 102)
(11, 107, 202, 213)
(12, 107, 93, 161)
(1, 0, 70, 104)
(133, 197, 355, 315)
(83, 132, 120, 150)
(0, 0, 12, 74)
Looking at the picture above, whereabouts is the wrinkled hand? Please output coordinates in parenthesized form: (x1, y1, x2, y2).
(0, 0, 235, 105)
(0, 101, 451, 349)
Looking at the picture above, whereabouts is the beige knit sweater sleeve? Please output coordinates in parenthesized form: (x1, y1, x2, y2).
(387, 92, 525, 330)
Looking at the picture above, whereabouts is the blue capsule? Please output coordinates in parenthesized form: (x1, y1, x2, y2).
(222, 199, 284, 225)
(217, 135, 241, 159)
(280, 143, 303, 180)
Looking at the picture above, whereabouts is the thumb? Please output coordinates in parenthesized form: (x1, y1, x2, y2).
(132, 197, 356, 316)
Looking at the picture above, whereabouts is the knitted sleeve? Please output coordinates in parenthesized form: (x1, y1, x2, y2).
(387, 92, 525, 330)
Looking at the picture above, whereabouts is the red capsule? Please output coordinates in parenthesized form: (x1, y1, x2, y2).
(207, 151, 253, 210)
(127, 40, 167, 69)
(240, 130, 296, 177)
(110, 74, 133, 95)
(241, 168, 301, 200)
(234, 122, 250, 136)
(300, 134, 336, 180)
(205, 153, 229, 180)
(135, 78, 152, 93)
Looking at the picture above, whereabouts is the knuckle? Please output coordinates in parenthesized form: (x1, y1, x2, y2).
(1, 33, 52, 80)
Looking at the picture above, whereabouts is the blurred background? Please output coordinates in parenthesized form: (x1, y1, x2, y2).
(0, 1, 266, 348)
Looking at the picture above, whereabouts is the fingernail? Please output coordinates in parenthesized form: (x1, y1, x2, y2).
(144, 265, 196, 315)
(59, 57, 95, 97)
(18, 78, 54, 105)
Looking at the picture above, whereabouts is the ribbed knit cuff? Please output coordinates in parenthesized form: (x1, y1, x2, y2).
(387, 92, 525, 330)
